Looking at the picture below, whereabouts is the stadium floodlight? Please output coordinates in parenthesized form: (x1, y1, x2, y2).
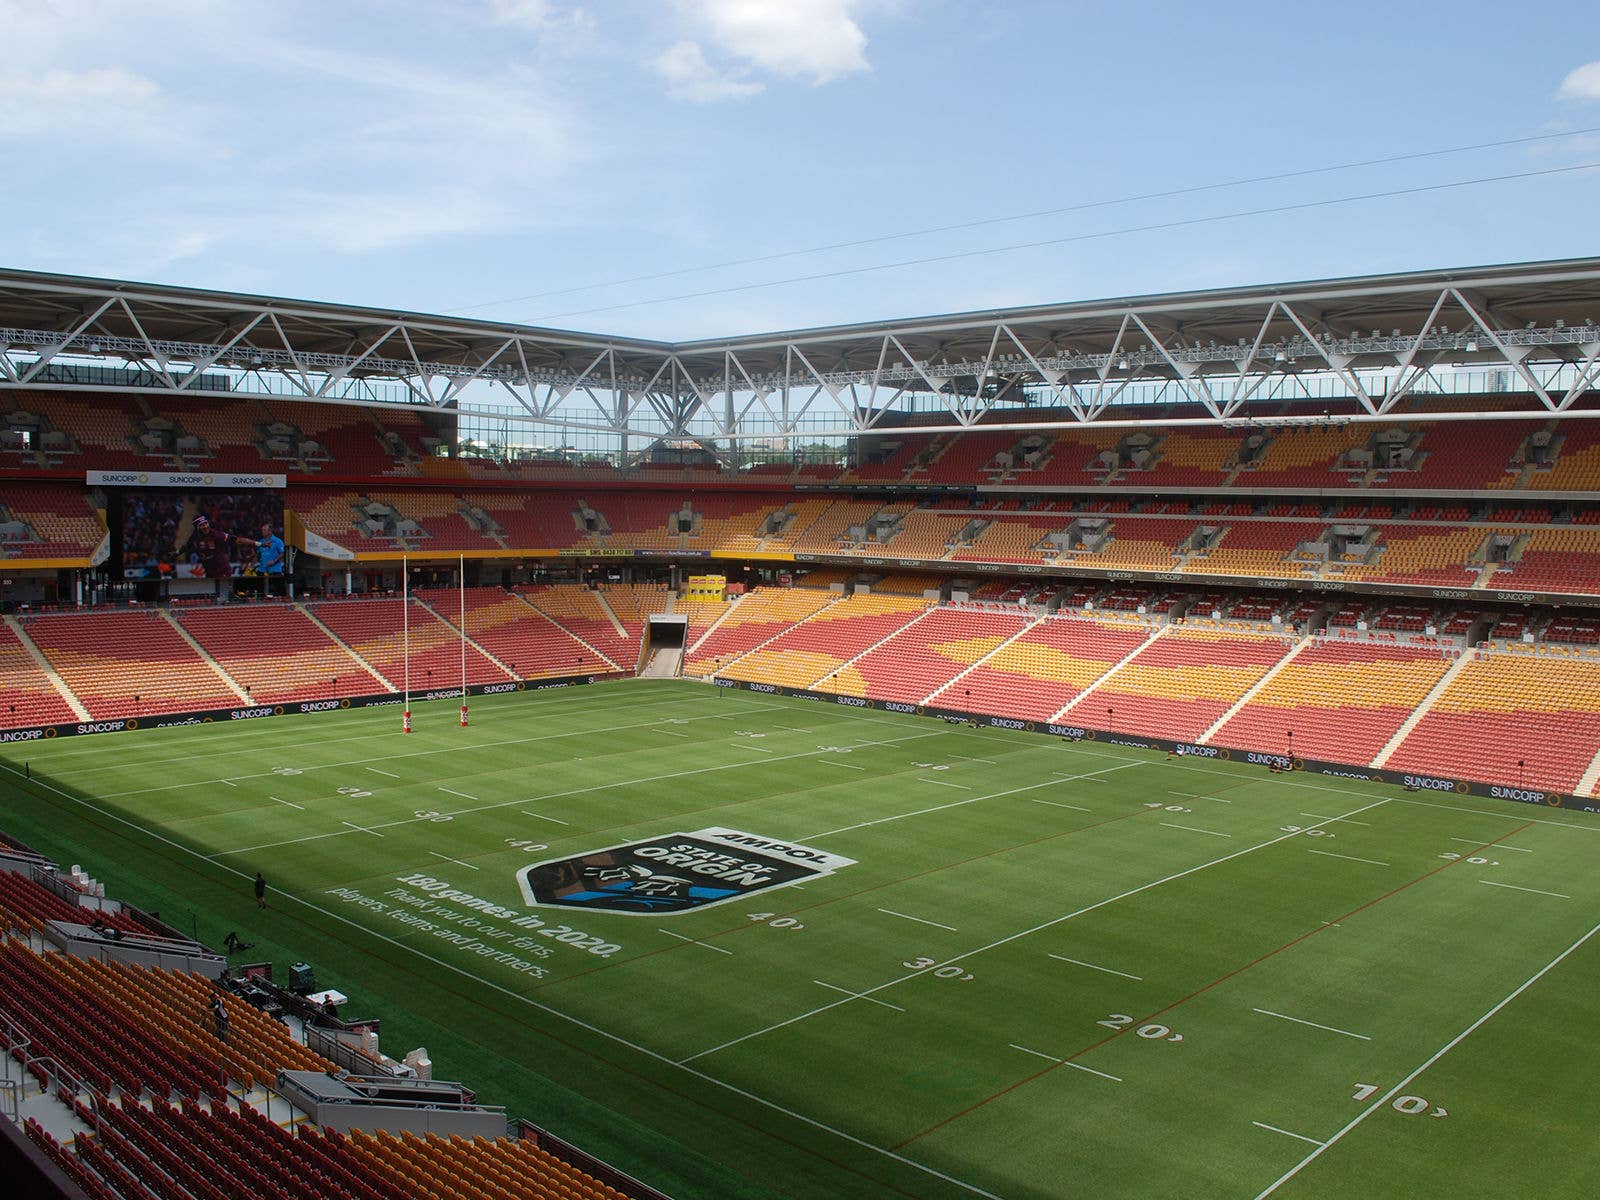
(1274, 349, 1287, 362)
(1116, 356, 1129, 370)
(88, 341, 102, 353)
(1465, 337, 1479, 352)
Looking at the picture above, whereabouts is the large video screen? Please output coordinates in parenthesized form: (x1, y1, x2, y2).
(121, 490, 285, 580)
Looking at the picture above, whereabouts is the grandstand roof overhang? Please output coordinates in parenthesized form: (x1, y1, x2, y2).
(4, 258, 1600, 442)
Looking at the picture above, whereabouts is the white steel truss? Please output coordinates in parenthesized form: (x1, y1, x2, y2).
(4, 260, 1600, 444)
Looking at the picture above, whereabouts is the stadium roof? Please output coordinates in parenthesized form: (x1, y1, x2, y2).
(3, 257, 1600, 439)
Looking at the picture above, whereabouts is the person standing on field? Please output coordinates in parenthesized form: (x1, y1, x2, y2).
(254, 871, 267, 909)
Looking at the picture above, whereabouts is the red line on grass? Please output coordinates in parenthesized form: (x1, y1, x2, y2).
(892, 819, 1535, 1149)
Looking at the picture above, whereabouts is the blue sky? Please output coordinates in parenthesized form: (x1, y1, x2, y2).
(4, 0, 1599, 340)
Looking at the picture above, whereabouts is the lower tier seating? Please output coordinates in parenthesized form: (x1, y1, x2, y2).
(1385, 651, 1600, 793)
(1210, 640, 1455, 764)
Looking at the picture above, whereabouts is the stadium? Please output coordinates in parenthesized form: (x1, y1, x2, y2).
(4, 6, 1600, 1194)
(2, 252, 1598, 1200)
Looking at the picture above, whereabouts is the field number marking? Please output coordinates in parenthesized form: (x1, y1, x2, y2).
(1438, 852, 1499, 866)
(1280, 826, 1335, 838)
(747, 913, 806, 931)
(271, 767, 302, 776)
(1351, 1084, 1446, 1117)
(412, 810, 453, 823)
(1095, 1014, 1183, 1042)
(902, 957, 975, 981)
(503, 839, 548, 852)
(1450, 837, 1530, 853)
(336, 786, 372, 799)
(1145, 802, 1191, 813)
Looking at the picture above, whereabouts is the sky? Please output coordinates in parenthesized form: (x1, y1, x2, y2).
(3, 0, 1600, 342)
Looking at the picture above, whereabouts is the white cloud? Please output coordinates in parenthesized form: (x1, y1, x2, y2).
(688, 0, 871, 84)
(652, 0, 874, 100)
(0, 67, 170, 141)
(654, 41, 765, 103)
(1557, 60, 1600, 101)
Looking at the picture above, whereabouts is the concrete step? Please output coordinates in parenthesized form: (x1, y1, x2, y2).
(922, 612, 1044, 706)
(159, 609, 252, 704)
(1197, 635, 1307, 745)
(1049, 623, 1164, 723)
(1371, 649, 1477, 768)
(1575, 743, 1600, 799)
(4, 614, 90, 721)
(295, 603, 397, 692)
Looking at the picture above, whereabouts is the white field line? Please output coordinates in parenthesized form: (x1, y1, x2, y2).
(429, 852, 478, 871)
(1, 760, 1008, 1200)
(919, 778, 973, 790)
(660, 730, 692, 738)
(1150, 759, 1600, 835)
(804, 762, 1138, 840)
(1008, 1045, 1122, 1084)
(1047, 954, 1141, 981)
(439, 787, 477, 801)
(1161, 822, 1231, 838)
(210, 729, 945, 859)
(340, 821, 384, 838)
(1031, 799, 1092, 812)
(367, 768, 401, 779)
(1300, 812, 1370, 826)
(814, 981, 905, 1011)
(657, 929, 732, 955)
(1251, 1121, 1324, 1147)
(43, 691, 723, 772)
(220, 780, 236, 788)
(877, 908, 957, 932)
(520, 811, 569, 825)
(1252, 1008, 1370, 1041)
(1452, 836, 1531, 852)
(1307, 849, 1389, 867)
(819, 759, 865, 770)
(682, 798, 1391, 1065)
(952, 755, 997, 764)
(1253, 916, 1600, 1199)
(269, 796, 303, 811)
(1479, 880, 1569, 899)
(96, 701, 795, 799)
(733, 742, 777, 753)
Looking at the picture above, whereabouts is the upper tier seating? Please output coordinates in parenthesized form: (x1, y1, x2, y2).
(23, 611, 239, 717)
(0, 480, 105, 560)
(176, 604, 390, 702)
(1385, 650, 1600, 793)
(1210, 640, 1455, 763)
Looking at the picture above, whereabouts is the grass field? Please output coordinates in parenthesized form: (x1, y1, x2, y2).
(2, 678, 1598, 1200)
